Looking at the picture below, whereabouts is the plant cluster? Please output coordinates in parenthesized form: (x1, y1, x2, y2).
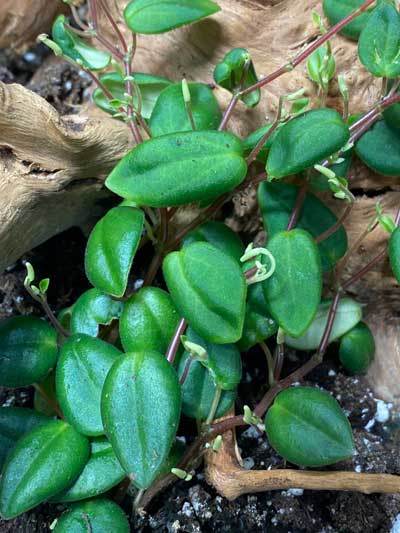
(0, 0, 400, 529)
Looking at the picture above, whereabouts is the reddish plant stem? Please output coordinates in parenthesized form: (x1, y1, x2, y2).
(286, 180, 308, 230)
(246, 118, 281, 166)
(166, 318, 188, 364)
(180, 356, 194, 385)
(33, 383, 64, 419)
(98, 0, 128, 53)
(219, 94, 240, 131)
(273, 343, 285, 382)
(88, 0, 124, 59)
(341, 248, 387, 289)
(315, 204, 353, 244)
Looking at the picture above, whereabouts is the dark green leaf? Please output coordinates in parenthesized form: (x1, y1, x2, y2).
(339, 321, 375, 374)
(101, 351, 181, 489)
(56, 334, 122, 436)
(70, 288, 123, 337)
(85, 206, 144, 298)
(34, 372, 57, 417)
(266, 386, 355, 467)
(358, 2, 400, 78)
(106, 130, 247, 207)
(54, 437, 125, 503)
(120, 287, 179, 353)
(0, 316, 57, 388)
(266, 109, 350, 179)
(163, 242, 247, 343)
(383, 84, 400, 129)
(0, 420, 89, 519)
(389, 226, 400, 283)
(150, 82, 221, 136)
(262, 229, 322, 337)
(0, 408, 49, 469)
(258, 181, 348, 271)
(52, 15, 111, 70)
(355, 119, 400, 176)
(124, 0, 220, 34)
(323, 0, 372, 40)
(243, 123, 283, 164)
(285, 297, 362, 350)
(155, 439, 186, 480)
(182, 221, 245, 263)
(54, 499, 129, 533)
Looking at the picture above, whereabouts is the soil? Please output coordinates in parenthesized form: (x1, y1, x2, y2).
(1, 36, 400, 533)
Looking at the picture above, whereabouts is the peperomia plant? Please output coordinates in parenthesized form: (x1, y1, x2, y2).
(1, 0, 400, 527)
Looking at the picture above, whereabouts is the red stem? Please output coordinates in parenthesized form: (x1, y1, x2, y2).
(166, 318, 188, 364)
(286, 180, 308, 230)
(315, 204, 353, 244)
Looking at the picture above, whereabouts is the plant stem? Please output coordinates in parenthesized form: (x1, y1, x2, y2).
(205, 386, 222, 425)
(41, 298, 70, 338)
(246, 117, 281, 166)
(315, 203, 353, 244)
(180, 356, 193, 385)
(166, 318, 188, 364)
(273, 343, 285, 382)
(260, 342, 275, 386)
(341, 248, 387, 289)
(218, 94, 240, 132)
(286, 180, 308, 230)
(33, 383, 64, 419)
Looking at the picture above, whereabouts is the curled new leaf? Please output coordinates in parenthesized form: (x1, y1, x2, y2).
(54, 499, 129, 533)
(389, 226, 400, 283)
(163, 242, 247, 343)
(106, 131, 247, 207)
(323, 0, 372, 40)
(355, 120, 400, 176)
(70, 288, 123, 337)
(339, 321, 375, 374)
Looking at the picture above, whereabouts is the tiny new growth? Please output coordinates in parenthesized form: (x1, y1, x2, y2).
(1, 0, 400, 529)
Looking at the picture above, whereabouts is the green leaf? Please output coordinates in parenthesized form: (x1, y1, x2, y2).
(150, 82, 222, 136)
(120, 287, 179, 354)
(323, 0, 373, 40)
(85, 206, 144, 298)
(182, 221, 245, 263)
(155, 439, 186, 480)
(383, 84, 400, 129)
(310, 149, 353, 192)
(34, 372, 58, 416)
(52, 15, 111, 70)
(243, 123, 283, 164)
(0, 316, 57, 388)
(213, 48, 260, 108)
(54, 437, 125, 503)
(358, 2, 400, 78)
(266, 109, 350, 179)
(0, 420, 89, 519)
(355, 119, 400, 176)
(53, 499, 129, 533)
(124, 0, 220, 34)
(266, 386, 355, 467)
(93, 72, 171, 119)
(70, 288, 123, 337)
(262, 229, 322, 337)
(285, 297, 362, 350)
(307, 47, 336, 85)
(56, 335, 122, 436)
(339, 321, 375, 374)
(0, 408, 49, 469)
(389, 226, 400, 283)
(258, 181, 348, 271)
(163, 242, 247, 343)
(101, 351, 181, 489)
(106, 130, 247, 207)
(178, 351, 236, 420)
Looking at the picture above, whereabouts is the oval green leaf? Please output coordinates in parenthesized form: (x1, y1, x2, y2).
(56, 334, 122, 436)
(124, 0, 220, 34)
(0, 316, 57, 388)
(262, 229, 322, 338)
(356, 119, 400, 176)
(266, 386, 355, 467)
(339, 321, 375, 374)
(323, 0, 372, 40)
(101, 351, 181, 489)
(70, 288, 123, 337)
(54, 499, 129, 533)
(243, 122, 283, 164)
(163, 242, 247, 343)
(266, 109, 350, 179)
(85, 206, 144, 298)
(389, 226, 400, 283)
(0, 420, 89, 519)
(120, 287, 179, 354)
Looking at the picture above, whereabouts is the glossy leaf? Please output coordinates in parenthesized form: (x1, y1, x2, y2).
(150, 82, 221, 136)
(358, 3, 400, 78)
(243, 123, 283, 164)
(120, 287, 179, 353)
(266, 386, 355, 467)
(0, 420, 89, 519)
(285, 297, 362, 350)
(106, 130, 247, 207)
(34, 372, 58, 417)
(155, 439, 186, 480)
(339, 322, 375, 374)
(178, 351, 236, 420)
(323, 0, 371, 40)
(163, 242, 247, 343)
(266, 109, 350, 179)
(389, 226, 400, 283)
(52, 15, 111, 70)
(54, 437, 125, 503)
(101, 351, 181, 489)
(0, 316, 57, 388)
(0, 408, 49, 469)
(70, 288, 123, 337)
(355, 119, 400, 176)
(93, 72, 171, 119)
(258, 181, 348, 271)
(213, 48, 260, 108)
(124, 0, 220, 34)
(54, 499, 129, 533)
(182, 221, 245, 263)
(56, 334, 122, 436)
(85, 206, 144, 298)
(262, 230, 322, 338)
